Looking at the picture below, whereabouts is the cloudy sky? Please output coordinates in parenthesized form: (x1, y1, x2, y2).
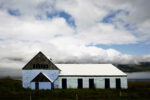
(0, 0, 150, 69)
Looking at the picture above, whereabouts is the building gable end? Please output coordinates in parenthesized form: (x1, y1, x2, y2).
(22, 51, 60, 70)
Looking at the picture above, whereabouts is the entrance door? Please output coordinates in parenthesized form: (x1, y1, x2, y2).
(116, 79, 121, 88)
(105, 79, 110, 88)
(51, 83, 54, 90)
(62, 79, 67, 89)
(89, 79, 94, 88)
(78, 79, 83, 89)
(35, 82, 39, 90)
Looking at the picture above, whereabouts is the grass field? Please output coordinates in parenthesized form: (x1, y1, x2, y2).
(0, 78, 150, 100)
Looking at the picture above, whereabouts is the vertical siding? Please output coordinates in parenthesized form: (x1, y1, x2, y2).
(30, 82, 35, 90)
(30, 82, 51, 90)
(121, 77, 128, 89)
(22, 69, 127, 89)
(54, 79, 59, 88)
(22, 70, 59, 89)
(110, 78, 116, 88)
(59, 76, 127, 89)
(39, 82, 51, 90)
(67, 77, 77, 88)
(94, 77, 104, 88)
(83, 78, 89, 88)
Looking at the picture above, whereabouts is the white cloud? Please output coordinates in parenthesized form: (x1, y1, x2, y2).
(102, 0, 150, 43)
(0, 11, 74, 40)
(0, 0, 150, 69)
(56, 0, 108, 30)
(76, 23, 137, 45)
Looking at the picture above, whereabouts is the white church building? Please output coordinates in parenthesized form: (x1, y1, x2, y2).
(22, 51, 128, 90)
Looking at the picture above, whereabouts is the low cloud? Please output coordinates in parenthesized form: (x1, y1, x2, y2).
(2, 57, 25, 62)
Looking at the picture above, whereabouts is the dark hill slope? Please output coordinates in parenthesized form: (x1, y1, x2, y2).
(116, 62, 150, 72)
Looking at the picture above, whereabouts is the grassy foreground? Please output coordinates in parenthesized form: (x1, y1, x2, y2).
(0, 78, 150, 100)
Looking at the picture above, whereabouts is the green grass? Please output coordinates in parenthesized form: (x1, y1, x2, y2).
(0, 78, 150, 100)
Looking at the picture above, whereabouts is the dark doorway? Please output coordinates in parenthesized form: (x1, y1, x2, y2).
(116, 78, 121, 88)
(62, 79, 67, 89)
(51, 83, 54, 90)
(78, 79, 83, 89)
(35, 82, 39, 90)
(105, 79, 110, 88)
(89, 79, 94, 88)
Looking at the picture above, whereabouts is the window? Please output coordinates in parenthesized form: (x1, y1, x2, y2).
(46, 65, 48, 68)
(33, 64, 48, 69)
(89, 79, 94, 88)
(105, 78, 110, 88)
(36, 64, 40, 69)
(78, 79, 83, 89)
(116, 78, 121, 88)
(62, 78, 67, 89)
(33, 64, 36, 69)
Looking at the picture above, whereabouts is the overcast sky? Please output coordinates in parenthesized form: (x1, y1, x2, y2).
(0, 0, 150, 69)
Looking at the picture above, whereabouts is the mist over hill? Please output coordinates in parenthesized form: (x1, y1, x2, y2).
(0, 62, 150, 80)
(116, 62, 150, 72)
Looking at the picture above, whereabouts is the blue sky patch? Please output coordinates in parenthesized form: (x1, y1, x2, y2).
(96, 43, 150, 56)
(101, 9, 122, 23)
(8, 9, 21, 16)
(101, 9, 129, 24)
(124, 24, 137, 31)
(46, 11, 76, 27)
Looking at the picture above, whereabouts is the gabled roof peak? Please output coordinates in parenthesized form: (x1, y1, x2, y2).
(22, 51, 60, 70)
(37, 51, 43, 54)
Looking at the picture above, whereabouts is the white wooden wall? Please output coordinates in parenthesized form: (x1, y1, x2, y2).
(22, 70, 127, 89)
(22, 70, 59, 88)
(58, 76, 127, 89)
(31, 82, 51, 90)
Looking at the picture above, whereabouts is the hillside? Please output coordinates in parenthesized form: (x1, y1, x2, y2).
(0, 78, 150, 100)
(116, 62, 150, 72)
